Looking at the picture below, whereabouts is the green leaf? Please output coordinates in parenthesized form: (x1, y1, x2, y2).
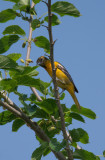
(70, 112, 85, 123)
(0, 9, 16, 23)
(0, 71, 2, 80)
(34, 36, 50, 54)
(31, 142, 49, 160)
(51, 1, 81, 17)
(71, 105, 96, 119)
(7, 53, 22, 62)
(0, 55, 18, 69)
(48, 85, 54, 97)
(31, 19, 41, 30)
(35, 98, 57, 114)
(64, 115, 72, 124)
(44, 14, 61, 26)
(33, 108, 49, 119)
(38, 119, 60, 138)
(103, 150, 105, 157)
(10, 66, 38, 77)
(3, 0, 19, 2)
(12, 118, 25, 132)
(0, 35, 20, 54)
(19, 0, 30, 5)
(16, 92, 27, 102)
(27, 93, 37, 102)
(0, 55, 38, 77)
(32, 0, 41, 4)
(61, 103, 69, 113)
(24, 104, 38, 116)
(55, 120, 62, 129)
(60, 92, 65, 100)
(43, 147, 51, 157)
(7, 53, 21, 61)
(13, 0, 31, 13)
(17, 66, 38, 76)
(0, 110, 16, 125)
(13, 75, 50, 94)
(12, 92, 37, 117)
(61, 149, 68, 159)
(3, 25, 26, 36)
(70, 128, 89, 144)
(71, 142, 78, 148)
(49, 138, 66, 152)
(0, 79, 17, 92)
(73, 149, 99, 160)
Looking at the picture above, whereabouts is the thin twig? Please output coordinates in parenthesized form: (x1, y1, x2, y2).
(30, 87, 42, 101)
(25, 1, 42, 101)
(66, 131, 81, 150)
(42, 0, 48, 6)
(42, 24, 48, 29)
(48, 0, 73, 159)
(26, 1, 35, 61)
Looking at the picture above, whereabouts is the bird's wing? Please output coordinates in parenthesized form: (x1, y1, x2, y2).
(57, 62, 78, 93)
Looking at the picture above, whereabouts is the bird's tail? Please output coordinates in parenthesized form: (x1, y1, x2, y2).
(67, 86, 81, 111)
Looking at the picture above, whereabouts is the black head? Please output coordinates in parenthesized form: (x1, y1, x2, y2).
(36, 56, 49, 67)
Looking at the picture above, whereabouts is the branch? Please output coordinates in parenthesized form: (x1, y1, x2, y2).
(30, 87, 42, 101)
(66, 131, 81, 150)
(0, 100, 66, 160)
(26, 1, 35, 61)
(47, 0, 73, 159)
(0, 91, 22, 112)
(25, 1, 43, 102)
(42, 0, 48, 6)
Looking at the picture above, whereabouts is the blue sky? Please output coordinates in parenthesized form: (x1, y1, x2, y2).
(0, 0, 105, 160)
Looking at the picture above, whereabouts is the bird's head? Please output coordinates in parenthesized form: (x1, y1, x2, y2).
(36, 56, 49, 68)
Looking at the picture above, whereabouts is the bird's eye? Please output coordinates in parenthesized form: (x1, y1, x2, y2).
(40, 58, 43, 62)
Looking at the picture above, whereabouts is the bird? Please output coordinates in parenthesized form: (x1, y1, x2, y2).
(36, 56, 81, 110)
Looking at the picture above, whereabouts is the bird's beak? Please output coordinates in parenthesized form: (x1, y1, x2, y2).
(37, 62, 41, 66)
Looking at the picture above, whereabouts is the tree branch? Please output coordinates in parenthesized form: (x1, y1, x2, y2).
(0, 100, 66, 160)
(42, 0, 48, 6)
(66, 132, 81, 150)
(30, 87, 42, 101)
(48, 0, 73, 159)
(26, 1, 35, 61)
(0, 91, 22, 112)
(25, 1, 43, 102)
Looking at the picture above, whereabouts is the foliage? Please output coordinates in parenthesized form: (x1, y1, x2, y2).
(0, 0, 103, 160)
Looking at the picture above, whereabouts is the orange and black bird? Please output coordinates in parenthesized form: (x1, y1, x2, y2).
(37, 56, 81, 110)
